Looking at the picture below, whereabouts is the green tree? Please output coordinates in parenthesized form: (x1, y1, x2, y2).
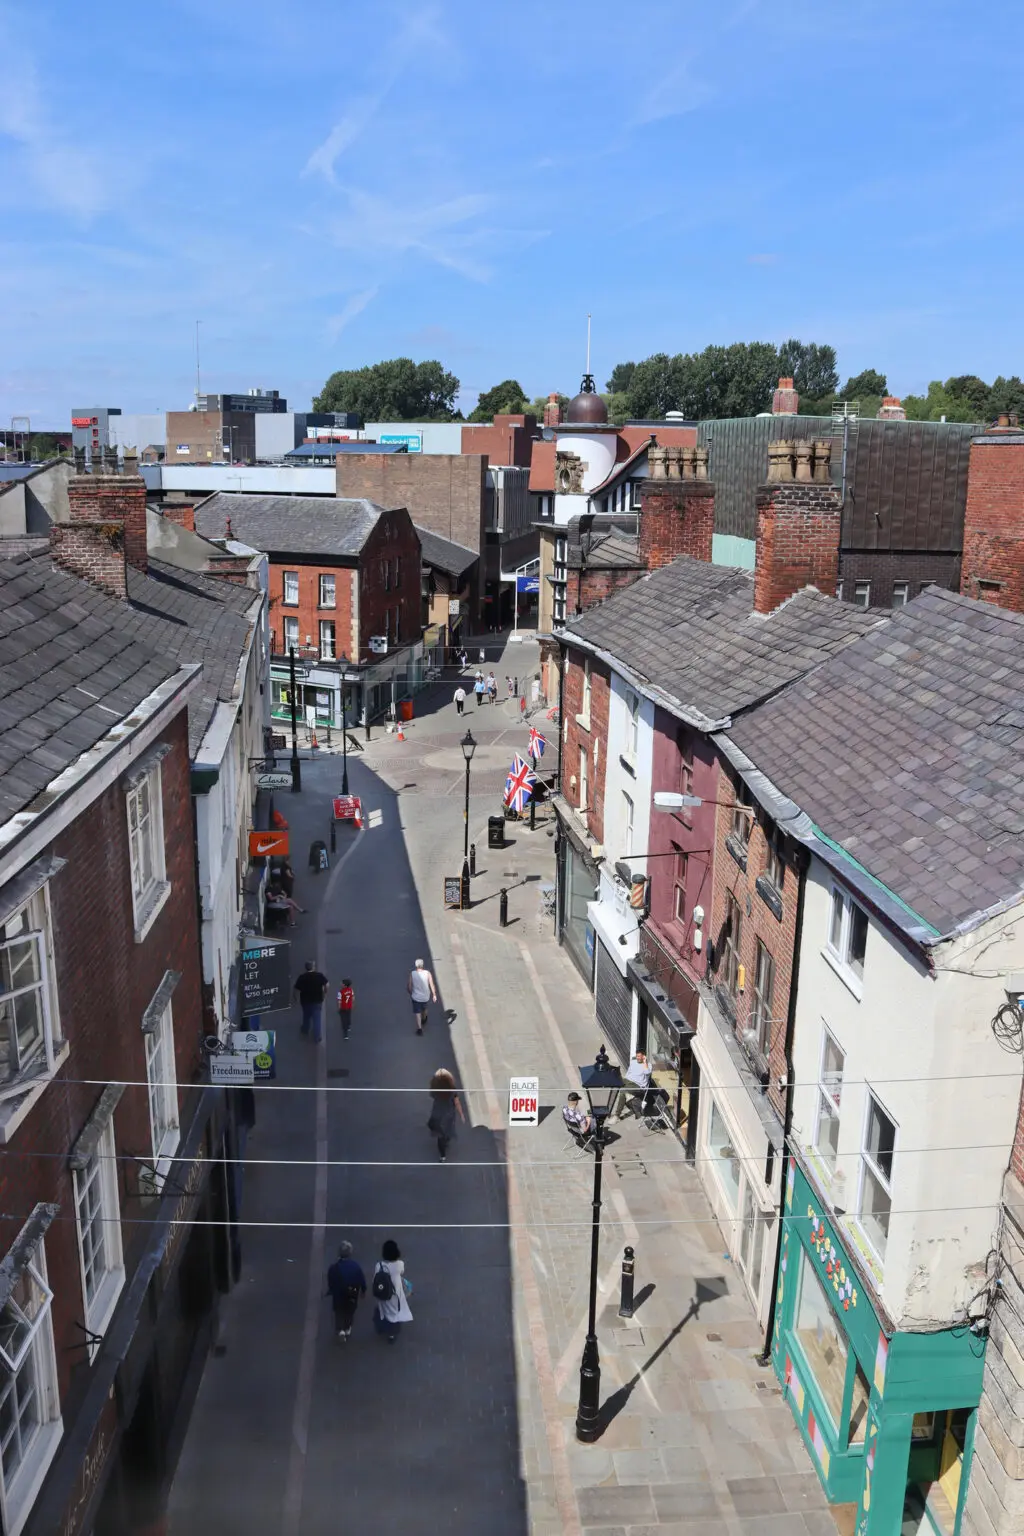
(313, 358, 460, 424)
(468, 379, 529, 422)
(902, 381, 979, 422)
(988, 376, 1024, 418)
(777, 339, 839, 400)
(944, 375, 991, 417)
(528, 393, 570, 421)
(27, 433, 67, 459)
(602, 391, 631, 424)
(605, 362, 636, 395)
(626, 342, 783, 420)
(625, 353, 687, 418)
(840, 368, 888, 400)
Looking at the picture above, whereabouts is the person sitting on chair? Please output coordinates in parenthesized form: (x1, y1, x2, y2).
(625, 1052, 669, 1117)
(563, 1092, 593, 1137)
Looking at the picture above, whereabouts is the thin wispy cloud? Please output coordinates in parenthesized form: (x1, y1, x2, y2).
(0, 56, 105, 218)
(633, 57, 713, 125)
(328, 188, 498, 282)
(748, 253, 779, 265)
(326, 286, 379, 341)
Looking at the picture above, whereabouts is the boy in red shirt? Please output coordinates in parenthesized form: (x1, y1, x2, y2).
(337, 979, 354, 1040)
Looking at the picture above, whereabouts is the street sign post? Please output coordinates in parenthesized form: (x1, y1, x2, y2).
(256, 772, 293, 790)
(509, 1076, 540, 1126)
(240, 940, 291, 1016)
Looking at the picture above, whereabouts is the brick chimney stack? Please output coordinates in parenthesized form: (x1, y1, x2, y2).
(960, 415, 1024, 612)
(771, 377, 799, 415)
(163, 502, 196, 533)
(754, 439, 841, 613)
(638, 441, 715, 571)
(876, 396, 906, 420)
(542, 393, 563, 428)
(67, 473, 148, 576)
(50, 522, 127, 600)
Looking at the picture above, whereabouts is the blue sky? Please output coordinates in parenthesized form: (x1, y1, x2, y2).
(2, 0, 1023, 427)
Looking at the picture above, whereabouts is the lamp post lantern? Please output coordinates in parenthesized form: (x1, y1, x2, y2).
(576, 1044, 624, 1442)
(339, 654, 350, 797)
(461, 728, 476, 906)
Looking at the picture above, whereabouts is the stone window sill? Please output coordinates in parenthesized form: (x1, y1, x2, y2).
(0, 1041, 71, 1144)
(134, 879, 172, 944)
(725, 833, 748, 873)
(575, 714, 591, 732)
(755, 875, 783, 922)
(619, 754, 636, 778)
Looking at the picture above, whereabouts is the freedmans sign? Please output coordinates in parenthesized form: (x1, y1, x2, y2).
(508, 1076, 539, 1126)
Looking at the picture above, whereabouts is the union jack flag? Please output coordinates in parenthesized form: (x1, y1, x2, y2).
(504, 753, 537, 813)
(528, 726, 546, 759)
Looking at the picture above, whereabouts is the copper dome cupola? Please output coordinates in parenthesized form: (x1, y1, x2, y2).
(566, 373, 608, 426)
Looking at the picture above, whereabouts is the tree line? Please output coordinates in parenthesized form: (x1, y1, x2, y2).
(313, 351, 1024, 427)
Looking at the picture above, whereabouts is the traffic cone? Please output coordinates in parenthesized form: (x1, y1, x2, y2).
(355, 804, 363, 829)
(311, 730, 318, 749)
(397, 722, 405, 741)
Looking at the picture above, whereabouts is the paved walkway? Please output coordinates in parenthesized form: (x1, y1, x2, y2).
(169, 634, 837, 1536)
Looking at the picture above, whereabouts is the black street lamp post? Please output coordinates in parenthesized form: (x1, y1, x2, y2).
(576, 1044, 624, 1443)
(461, 729, 476, 907)
(289, 646, 301, 793)
(339, 654, 350, 797)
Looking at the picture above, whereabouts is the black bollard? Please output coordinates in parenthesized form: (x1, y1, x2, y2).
(499, 887, 508, 927)
(618, 1246, 636, 1318)
(470, 841, 477, 878)
(330, 819, 336, 853)
(364, 719, 371, 742)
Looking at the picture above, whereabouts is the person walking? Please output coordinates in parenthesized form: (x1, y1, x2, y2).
(326, 1241, 366, 1341)
(294, 960, 328, 1042)
(372, 1240, 413, 1343)
(506, 675, 514, 699)
(459, 647, 468, 671)
(337, 978, 355, 1040)
(473, 672, 485, 708)
(486, 671, 498, 704)
(453, 684, 466, 716)
(407, 957, 437, 1035)
(427, 1067, 465, 1162)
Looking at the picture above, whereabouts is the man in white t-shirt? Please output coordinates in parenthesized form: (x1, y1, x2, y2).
(407, 958, 438, 1035)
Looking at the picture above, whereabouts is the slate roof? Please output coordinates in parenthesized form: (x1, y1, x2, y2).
(724, 586, 1024, 938)
(567, 525, 645, 571)
(564, 557, 882, 726)
(0, 555, 184, 825)
(0, 547, 258, 808)
(414, 525, 477, 580)
(195, 493, 386, 559)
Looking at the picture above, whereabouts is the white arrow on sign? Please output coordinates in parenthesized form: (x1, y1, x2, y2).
(255, 773, 293, 789)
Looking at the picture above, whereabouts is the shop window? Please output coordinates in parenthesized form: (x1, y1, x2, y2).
(739, 1180, 767, 1294)
(794, 1247, 848, 1431)
(848, 1361, 871, 1445)
(814, 1030, 844, 1172)
(858, 1091, 896, 1261)
(318, 574, 336, 608)
(722, 893, 742, 998)
(751, 941, 775, 1055)
(706, 1098, 740, 1214)
(282, 570, 299, 606)
(827, 886, 868, 991)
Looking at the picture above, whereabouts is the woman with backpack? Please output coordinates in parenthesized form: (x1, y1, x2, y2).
(371, 1239, 413, 1343)
(427, 1067, 465, 1162)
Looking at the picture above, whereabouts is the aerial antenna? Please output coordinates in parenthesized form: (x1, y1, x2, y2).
(195, 320, 201, 408)
(586, 313, 591, 375)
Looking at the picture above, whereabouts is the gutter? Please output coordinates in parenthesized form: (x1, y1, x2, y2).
(710, 731, 942, 956)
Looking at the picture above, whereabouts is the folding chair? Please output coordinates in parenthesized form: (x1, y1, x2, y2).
(638, 1091, 672, 1135)
(562, 1107, 596, 1158)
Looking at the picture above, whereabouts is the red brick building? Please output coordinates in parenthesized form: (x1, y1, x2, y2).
(960, 414, 1024, 611)
(0, 553, 227, 1536)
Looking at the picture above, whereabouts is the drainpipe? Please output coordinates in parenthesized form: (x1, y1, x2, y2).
(757, 845, 808, 1367)
(556, 640, 566, 791)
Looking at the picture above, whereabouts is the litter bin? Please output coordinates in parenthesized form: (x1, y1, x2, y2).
(487, 815, 505, 850)
(399, 699, 414, 722)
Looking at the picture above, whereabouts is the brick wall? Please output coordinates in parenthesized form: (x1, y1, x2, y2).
(357, 508, 422, 653)
(961, 436, 1024, 613)
(50, 521, 127, 599)
(336, 453, 487, 554)
(0, 707, 205, 1410)
(163, 502, 196, 533)
(644, 714, 721, 989)
(67, 473, 148, 574)
(638, 480, 715, 569)
(754, 482, 842, 614)
(838, 550, 961, 606)
(270, 557, 357, 659)
(706, 771, 802, 1122)
(461, 419, 536, 467)
(561, 647, 610, 844)
(165, 410, 255, 465)
(1010, 1090, 1024, 1187)
(577, 564, 646, 610)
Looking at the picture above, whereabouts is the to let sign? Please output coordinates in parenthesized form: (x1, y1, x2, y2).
(509, 1076, 539, 1126)
(241, 940, 291, 1016)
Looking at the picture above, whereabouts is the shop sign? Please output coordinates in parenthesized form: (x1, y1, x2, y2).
(443, 875, 463, 909)
(249, 829, 289, 858)
(210, 1054, 254, 1085)
(60, 1392, 118, 1536)
(255, 772, 292, 789)
(175, 444, 190, 453)
(508, 1077, 539, 1126)
(379, 432, 421, 452)
(448, 600, 462, 616)
(241, 939, 291, 1016)
(71, 416, 94, 428)
(807, 1208, 858, 1310)
(230, 1030, 277, 1080)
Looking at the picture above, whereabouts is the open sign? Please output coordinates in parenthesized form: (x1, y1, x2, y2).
(508, 1076, 539, 1127)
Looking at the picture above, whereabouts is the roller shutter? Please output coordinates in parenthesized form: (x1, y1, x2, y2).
(595, 940, 632, 1067)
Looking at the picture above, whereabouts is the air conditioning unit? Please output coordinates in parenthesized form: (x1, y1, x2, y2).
(368, 636, 388, 655)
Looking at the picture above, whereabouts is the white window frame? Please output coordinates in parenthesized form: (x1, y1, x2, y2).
(751, 939, 775, 1055)
(578, 745, 588, 814)
(126, 762, 169, 943)
(0, 1236, 62, 1536)
(282, 616, 299, 652)
(813, 1027, 844, 1173)
(857, 1089, 896, 1264)
(630, 481, 643, 510)
(73, 1121, 124, 1356)
(145, 1002, 180, 1177)
(580, 658, 592, 726)
(282, 570, 299, 605)
(853, 580, 871, 609)
(825, 885, 868, 996)
(318, 620, 336, 660)
(0, 886, 61, 1103)
(624, 691, 639, 759)
(622, 791, 634, 858)
(891, 581, 909, 609)
(318, 573, 336, 608)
